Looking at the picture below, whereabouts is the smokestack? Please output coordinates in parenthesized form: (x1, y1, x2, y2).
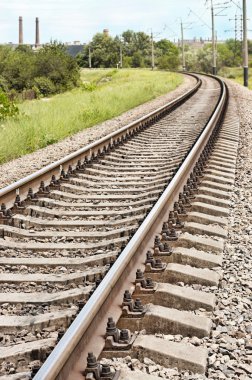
(19, 16, 23, 44)
(35, 17, 40, 47)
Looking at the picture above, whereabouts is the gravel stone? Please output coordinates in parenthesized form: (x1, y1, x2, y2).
(99, 80, 252, 380)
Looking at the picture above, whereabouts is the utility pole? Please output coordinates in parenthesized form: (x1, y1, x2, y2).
(151, 30, 155, 70)
(211, 0, 217, 75)
(243, 0, 248, 87)
(234, 14, 238, 62)
(119, 38, 123, 69)
(228, 14, 238, 64)
(181, 22, 186, 71)
(88, 47, 92, 69)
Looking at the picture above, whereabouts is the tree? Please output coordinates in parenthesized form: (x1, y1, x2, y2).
(248, 40, 252, 54)
(0, 41, 80, 97)
(0, 91, 19, 121)
(77, 30, 153, 69)
(225, 38, 242, 65)
(77, 33, 119, 68)
(196, 45, 212, 73)
(156, 39, 180, 70)
(1, 45, 36, 91)
(132, 51, 145, 68)
(35, 42, 80, 91)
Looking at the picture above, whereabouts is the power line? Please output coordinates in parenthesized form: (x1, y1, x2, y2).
(229, 0, 242, 10)
(188, 8, 211, 30)
(177, 18, 193, 71)
(205, 0, 231, 74)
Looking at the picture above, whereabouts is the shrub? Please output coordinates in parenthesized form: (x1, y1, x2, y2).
(81, 82, 97, 91)
(21, 89, 37, 101)
(0, 75, 9, 93)
(33, 77, 56, 96)
(227, 73, 236, 79)
(0, 42, 80, 98)
(0, 91, 19, 121)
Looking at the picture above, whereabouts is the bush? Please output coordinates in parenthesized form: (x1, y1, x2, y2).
(81, 82, 97, 91)
(0, 91, 19, 121)
(0, 75, 9, 93)
(21, 89, 37, 101)
(0, 42, 80, 99)
(157, 55, 180, 70)
(35, 42, 80, 92)
(33, 77, 56, 96)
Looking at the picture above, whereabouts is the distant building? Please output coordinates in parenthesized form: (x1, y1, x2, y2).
(2, 41, 85, 57)
(176, 38, 225, 49)
(65, 42, 85, 57)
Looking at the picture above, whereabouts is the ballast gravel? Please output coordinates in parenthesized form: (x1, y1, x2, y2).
(0, 78, 250, 379)
(0, 75, 195, 189)
(100, 81, 252, 379)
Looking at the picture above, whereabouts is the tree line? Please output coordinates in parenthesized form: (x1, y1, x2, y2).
(185, 39, 252, 73)
(77, 30, 252, 73)
(77, 30, 180, 70)
(0, 30, 251, 121)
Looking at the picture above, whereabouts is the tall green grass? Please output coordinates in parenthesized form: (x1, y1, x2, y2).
(0, 69, 183, 164)
(219, 66, 252, 89)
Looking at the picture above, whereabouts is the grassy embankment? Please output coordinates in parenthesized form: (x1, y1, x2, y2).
(219, 58, 252, 89)
(0, 69, 183, 164)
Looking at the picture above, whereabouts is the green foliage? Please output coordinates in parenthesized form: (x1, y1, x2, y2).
(2, 45, 36, 91)
(77, 31, 179, 70)
(0, 91, 19, 121)
(132, 51, 145, 68)
(77, 33, 119, 68)
(81, 82, 97, 91)
(218, 66, 252, 89)
(156, 40, 180, 70)
(0, 42, 80, 97)
(184, 38, 247, 73)
(35, 42, 80, 91)
(0, 69, 183, 163)
(0, 75, 9, 93)
(248, 40, 252, 54)
(33, 77, 56, 96)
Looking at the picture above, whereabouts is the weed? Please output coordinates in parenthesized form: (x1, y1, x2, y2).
(0, 69, 182, 164)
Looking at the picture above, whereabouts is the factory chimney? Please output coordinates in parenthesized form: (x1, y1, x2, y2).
(19, 16, 23, 44)
(35, 17, 40, 47)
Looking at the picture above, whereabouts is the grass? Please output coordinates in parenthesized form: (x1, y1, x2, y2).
(219, 66, 252, 89)
(0, 69, 183, 165)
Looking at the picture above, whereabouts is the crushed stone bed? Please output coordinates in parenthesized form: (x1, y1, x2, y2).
(96, 81, 252, 380)
(0, 75, 195, 189)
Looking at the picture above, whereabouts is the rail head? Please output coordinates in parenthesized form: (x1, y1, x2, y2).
(0, 73, 200, 211)
(33, 75, 228, 380)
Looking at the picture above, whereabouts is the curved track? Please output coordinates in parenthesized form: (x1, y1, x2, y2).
(0, 74, 232, 380)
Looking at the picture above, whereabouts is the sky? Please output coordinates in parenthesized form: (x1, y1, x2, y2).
(0, 0, 251, 44)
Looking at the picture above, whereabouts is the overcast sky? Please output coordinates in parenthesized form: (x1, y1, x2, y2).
(0, 0, 251, 44)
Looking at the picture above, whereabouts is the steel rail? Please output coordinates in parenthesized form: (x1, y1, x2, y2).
(33, 75, 227, 380)
(0, 74, 200, 211)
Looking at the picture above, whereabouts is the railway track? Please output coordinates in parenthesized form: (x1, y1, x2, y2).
(0, 73, 239, 380)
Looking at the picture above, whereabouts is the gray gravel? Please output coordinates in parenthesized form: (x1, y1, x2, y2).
(100, 81, 252, 379)
(0, 75, 195, 189)
(205, 80, 252, 380)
